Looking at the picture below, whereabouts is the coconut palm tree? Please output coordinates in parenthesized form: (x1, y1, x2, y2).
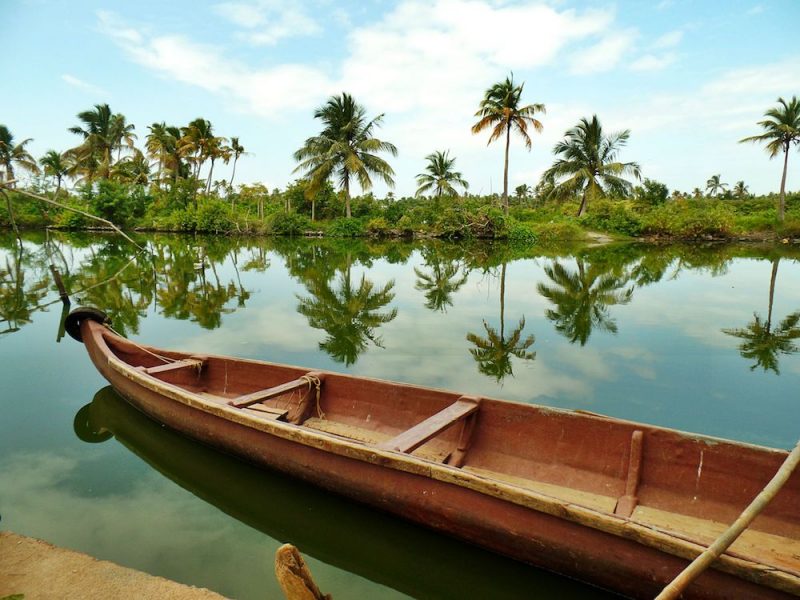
(705, 174, 727, 197)
(109, 113, 137, 161)
(733, 181, 750, 199)
(294, 93, 397, 218)
(111, 149, 151, 186)
(229, 137, 246, 186)
(204, 136, 230, 194)
(722, 258, 800, 374)
(466, 263, 535, 382)
(514, 184, 532, 201)
(542, 116, 640, 216)
(68, 103, 122, 180)
(740, 96, 800, 222)
(537, 258, 634, 346)
(415, 150, 469, 198)
(471, 75, 545, 215)
(0, 125, 39, 185)
(39, 150, 69, 195)
(180, 118, 215, 180)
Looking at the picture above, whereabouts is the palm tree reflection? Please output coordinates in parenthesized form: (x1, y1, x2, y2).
(537, 258, 633, 346)
(466, 263, 535, 382)
(723, 258, 800, 374)
(414, 253, 469, 313)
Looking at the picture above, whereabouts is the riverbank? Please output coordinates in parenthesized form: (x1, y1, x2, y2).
(2, 184, 799, 243)
(0, 531, 225, 600)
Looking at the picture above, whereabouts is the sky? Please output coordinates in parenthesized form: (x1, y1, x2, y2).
(2, 0, 799, 197)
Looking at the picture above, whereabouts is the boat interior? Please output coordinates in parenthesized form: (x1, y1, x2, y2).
(102, 329, 800, 576)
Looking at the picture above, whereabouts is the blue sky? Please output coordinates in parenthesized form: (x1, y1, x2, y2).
(2, 0, 798, 196)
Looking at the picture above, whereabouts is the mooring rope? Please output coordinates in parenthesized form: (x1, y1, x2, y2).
(107, 325, 176, 365)
(300, 374, 324, 419)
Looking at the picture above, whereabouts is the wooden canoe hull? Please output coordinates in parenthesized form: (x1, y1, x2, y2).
(78, 319, 798, 599)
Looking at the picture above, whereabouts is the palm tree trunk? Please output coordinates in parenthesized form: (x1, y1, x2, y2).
(206, 158, 215, 194)
(577, 189, 588, 217)
(767, 258, 779, 332)
(55, 176, 62, 197)
(312, 198, 316, 222)
(344, 172, 351, 219)
(503, 123, 511, 215)
(230, 156, 239, 186)
(778, 144, 789, 222)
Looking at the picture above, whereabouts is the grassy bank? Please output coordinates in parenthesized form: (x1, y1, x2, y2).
(2, 180, 799, 243)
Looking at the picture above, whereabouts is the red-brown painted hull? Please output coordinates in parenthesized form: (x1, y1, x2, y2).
(77, 319, 800, 599)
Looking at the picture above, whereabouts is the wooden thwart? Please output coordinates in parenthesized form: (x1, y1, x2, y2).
(230, 373, 321, 409)
(379, 396, 480, 454)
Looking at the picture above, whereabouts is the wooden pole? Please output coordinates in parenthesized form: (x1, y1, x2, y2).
(656, 440, 800, 599)
(0, 179, 145, 251)
(274, 544, 331, 600)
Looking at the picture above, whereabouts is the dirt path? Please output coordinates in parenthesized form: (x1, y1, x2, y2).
(0, 531, 227, 600)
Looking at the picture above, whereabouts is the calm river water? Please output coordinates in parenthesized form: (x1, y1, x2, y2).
(1, 232, 799, 599)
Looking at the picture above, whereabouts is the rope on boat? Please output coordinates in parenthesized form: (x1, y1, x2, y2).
(300, 374, 324, 419)
(107, 325, 177, 365)
(656, 439, 800, 599)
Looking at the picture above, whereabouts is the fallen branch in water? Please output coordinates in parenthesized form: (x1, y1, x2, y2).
(0, 179, 145, 252)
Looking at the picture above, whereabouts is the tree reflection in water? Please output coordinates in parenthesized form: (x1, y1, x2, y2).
(723, 257, 800, 374)
(296, 252, 397, 366)
(414, 249, 469, 312)
(466, 263, 535, 382)
(537, 257, 633, 346)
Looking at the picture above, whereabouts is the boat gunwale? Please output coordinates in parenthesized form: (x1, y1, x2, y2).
(87, 321, 800, 593)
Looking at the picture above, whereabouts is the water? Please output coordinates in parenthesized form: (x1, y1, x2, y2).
(1, 231, 799, 599)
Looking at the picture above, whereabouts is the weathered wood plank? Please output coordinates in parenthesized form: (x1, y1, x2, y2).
(230, 378, 309, 408)
(144, 359, 203, 376)
(378, 397, 479, 454)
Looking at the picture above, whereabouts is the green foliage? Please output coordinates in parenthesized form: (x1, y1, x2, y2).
(196, 198, 235, 233)
(268, 211, 310, 236)
(640, 199, 735, 238)
(531, 221, 586, 242)
(580, 199, 642, 236)
(634, 178, 669, 206)
(82, 181, 149, 227)
(365, 217, 390, 236)
(507, 220, 538, 244)
(327, 217, 365, 237)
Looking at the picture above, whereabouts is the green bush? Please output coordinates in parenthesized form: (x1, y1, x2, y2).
(365, 217, 390, 236)
(268, 211, 310, 236)
(507, 220, 538, 244)
(581, 199, 642, 236)
(640, 200, 735, 238)
(327, 217, 365, 237)
(532, 221, 586, 242)
(196, 199, 235, 233)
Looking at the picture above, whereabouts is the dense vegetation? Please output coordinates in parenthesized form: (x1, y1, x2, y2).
(0, 89, 798, 242)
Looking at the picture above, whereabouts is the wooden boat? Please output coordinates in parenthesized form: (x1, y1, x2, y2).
(67, 307, 800, 599)
(81, 386, 606, 599)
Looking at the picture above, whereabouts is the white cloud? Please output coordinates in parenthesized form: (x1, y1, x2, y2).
(747, 4, 765, 15)
(652, 30, 683, 49)
(568, 30, 638, 75)
(629, 52, 677, 71)
(61, 73, 109, 96)
(213, 1, 320, 45)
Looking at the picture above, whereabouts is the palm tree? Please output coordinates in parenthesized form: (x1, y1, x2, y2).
(542, 115, 641, 216)
(514, 184, 532, 201)
(0, 125, 39, 185)
(733, 181, 750, 199)
(415, 150, 469, 198)
(39, 150, 69, 195)
(466, 263, 535, 382)
(180, 118, 215, 180)
(68, 103, 120, 180)
(705, 174, 727, 197)
(111, 149, 151, 186)
(722, 258, 800, 374)
(537, 258, 634, 346)
(294, 93, 397, 218)
(229, 137, 246, 186)
(740, 96, 800, 222)
(109, 114, 137, 161)
(471, 74, 545, 215)
(204, 136, 230, 194)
